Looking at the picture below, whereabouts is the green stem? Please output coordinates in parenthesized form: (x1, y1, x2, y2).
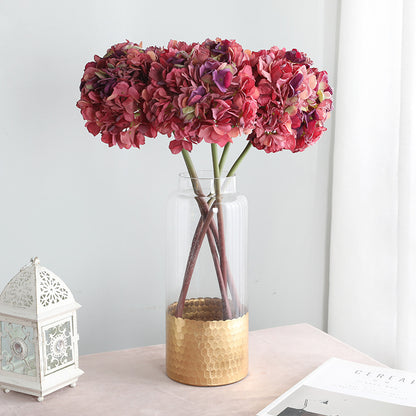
(211, 143, 221, 190)
(219, 142, 231, 175)
(226, 141, 252, 177)
(181, 149, 202, 196)
(211, 143, 230, 318)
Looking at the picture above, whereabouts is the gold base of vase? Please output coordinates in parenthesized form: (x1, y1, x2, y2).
(166, 297, 249, 386)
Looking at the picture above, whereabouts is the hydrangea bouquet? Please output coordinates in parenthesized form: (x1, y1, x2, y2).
(77, 38, 333, 320)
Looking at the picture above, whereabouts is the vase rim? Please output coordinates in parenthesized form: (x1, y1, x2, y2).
(179, 170, 236, 180)
(177, 171, 237, 194)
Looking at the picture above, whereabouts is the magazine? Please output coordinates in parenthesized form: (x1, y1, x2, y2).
(257, 358, 416, 416)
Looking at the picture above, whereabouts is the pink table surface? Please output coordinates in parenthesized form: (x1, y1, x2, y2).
(0, 323, 381, 416)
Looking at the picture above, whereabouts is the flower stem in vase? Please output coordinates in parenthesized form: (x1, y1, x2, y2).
(176, 150, 232, 319)
(176, 142, 253, 320)
(211, 144, 229, 313)
(174, 205, 215, 317)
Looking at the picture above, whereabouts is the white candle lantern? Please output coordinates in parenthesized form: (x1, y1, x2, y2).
(0, 257, 83, 401)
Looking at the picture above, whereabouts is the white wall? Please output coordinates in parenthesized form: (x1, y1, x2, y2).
(0, 0, 338, 354)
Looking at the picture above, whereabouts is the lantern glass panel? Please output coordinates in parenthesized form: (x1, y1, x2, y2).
(1, 321, 36, 376)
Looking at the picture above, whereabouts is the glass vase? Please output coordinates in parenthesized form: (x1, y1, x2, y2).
(166, 171, 248, 386)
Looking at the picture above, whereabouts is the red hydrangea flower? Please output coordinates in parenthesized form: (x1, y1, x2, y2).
(247, 47, 333, 153)
(77, 40, 332, 156)
(142, 38, 259, 153)
(76, 41, 158, 149)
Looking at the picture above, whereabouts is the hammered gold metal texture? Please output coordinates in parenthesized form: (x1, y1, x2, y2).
(166, 297, 249, 386)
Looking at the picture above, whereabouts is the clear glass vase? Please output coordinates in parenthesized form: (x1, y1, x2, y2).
(166, 171, 248, 386)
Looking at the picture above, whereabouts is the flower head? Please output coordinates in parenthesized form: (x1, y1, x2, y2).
(141, 38, 259, 152)
(247, 47, 333, 153)
(77, 40, 332, 155)
(76, 41, 158, 149)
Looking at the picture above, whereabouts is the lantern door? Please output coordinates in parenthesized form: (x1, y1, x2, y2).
(41, 316, 75, 376)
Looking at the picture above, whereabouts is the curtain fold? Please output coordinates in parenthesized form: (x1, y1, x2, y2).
(329, 0, 416, 371)
(396, 0, 416, 371)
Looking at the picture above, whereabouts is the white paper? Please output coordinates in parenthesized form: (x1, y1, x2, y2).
(257, 358, 416, 416)
(306, 358, 416, 407)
